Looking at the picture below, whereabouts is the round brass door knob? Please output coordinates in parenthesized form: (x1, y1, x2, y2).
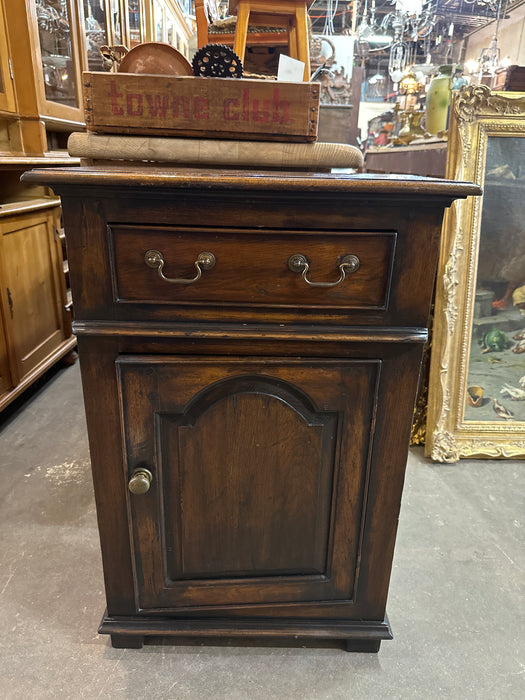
(128, 468, 153, 495)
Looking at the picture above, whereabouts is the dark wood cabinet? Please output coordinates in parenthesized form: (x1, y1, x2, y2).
(23, 165, 479, 651)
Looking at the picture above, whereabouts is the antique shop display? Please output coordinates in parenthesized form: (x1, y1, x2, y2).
(35, 0, 83, 114)
(425, 65, 453, 135)
(426, 85, 525, 461)
(493, 65, 525, 92)
(0, 0, 193, 156)
(23, 161, 478, 650)
(230, 0, 313, 81)
(0, 0, 79, 412)
(194, 0, 311, 78)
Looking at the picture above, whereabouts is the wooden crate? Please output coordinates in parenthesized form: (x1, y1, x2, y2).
(493, 65, 525, 92)
(83, 72, 320, 142)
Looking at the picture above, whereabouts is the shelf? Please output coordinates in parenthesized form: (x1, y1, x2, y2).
(0, 154, 81, 169)
(0, 197, 61, 218)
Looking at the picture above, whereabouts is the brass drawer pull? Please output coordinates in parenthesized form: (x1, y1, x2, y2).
(145, 249, 216, 285)
(128, 468, 153, 495)
(288, 254, 360, 288)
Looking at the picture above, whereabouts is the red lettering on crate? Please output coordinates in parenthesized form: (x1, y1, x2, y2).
(145, 94, 170, 118)
(109, 81, 124, 116)
(126, 94, 143, 117)
(193, 97, 210, 120)
(172, 95, 191, 119)
(106, 82, 295, 126)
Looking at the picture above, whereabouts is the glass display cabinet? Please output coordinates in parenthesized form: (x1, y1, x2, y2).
(31, 0, 84, 122)
(128, 0, 143, 49)
(148, 0, 191, 57)
(83, 0, 109, 71)
(0, 2, 16, 114)
(82, 0, 191, 70)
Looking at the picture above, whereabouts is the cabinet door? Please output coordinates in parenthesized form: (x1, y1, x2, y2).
(31, 0, 84, 121)
(0, 309, 12, 399)
(0, 208, 66, 383)
(127, 0, 144, 49)
(82, 0, 109, 71)
(118, 356, 380, 611)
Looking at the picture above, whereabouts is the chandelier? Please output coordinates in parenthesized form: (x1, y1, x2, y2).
(377, 0, 437, 83)
(464, 0, 510, 78)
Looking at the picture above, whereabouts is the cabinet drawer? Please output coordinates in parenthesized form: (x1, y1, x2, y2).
(110, 225, 396, 312)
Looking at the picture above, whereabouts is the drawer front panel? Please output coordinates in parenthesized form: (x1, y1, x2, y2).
(111, 225, 396, 311)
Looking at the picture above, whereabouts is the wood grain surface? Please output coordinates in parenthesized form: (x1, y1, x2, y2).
(83, 72, 320, 142)
(24, 165, 480, 649)
(68, 132, 364, 169)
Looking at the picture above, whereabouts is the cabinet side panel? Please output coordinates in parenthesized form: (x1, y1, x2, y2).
(356, 343, 425, 618)
(77, 336, 137, 615)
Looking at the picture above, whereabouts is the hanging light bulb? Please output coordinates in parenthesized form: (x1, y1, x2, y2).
(465, 59, 480, 75)
(395, 0, 423, 14)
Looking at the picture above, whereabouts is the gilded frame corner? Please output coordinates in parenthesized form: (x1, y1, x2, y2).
(426, 85, 525, 462)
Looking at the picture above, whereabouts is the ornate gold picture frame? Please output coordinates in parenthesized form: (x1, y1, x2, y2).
(426, 85, 525, 462)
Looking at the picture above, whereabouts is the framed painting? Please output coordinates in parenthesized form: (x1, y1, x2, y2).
(426, 85, 525, 462)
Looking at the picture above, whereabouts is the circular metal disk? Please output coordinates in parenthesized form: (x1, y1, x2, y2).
(192, 44, 243, 78)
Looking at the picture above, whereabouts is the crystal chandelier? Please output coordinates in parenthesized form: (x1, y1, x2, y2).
(379, 0, 437, 83)
(463, 0, 510, 79)
(477, 0, 507, 77)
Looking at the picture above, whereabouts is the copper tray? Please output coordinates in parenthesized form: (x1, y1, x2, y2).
(119, 42, 193, 76)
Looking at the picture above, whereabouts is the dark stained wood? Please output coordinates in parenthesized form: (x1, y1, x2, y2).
(21, 168, 479, 328)
(118, 357, 378, 609)
(110, 634, 144, 649)
(24, 164, 479, 650)
(76, 336, 137, 615)
(100, 614, 392, 641)
(72, 321, 429, 345)
(346, 639, 381, 653)
(111, 225, 396, 310)
(23, 165, 480, 199)
(366, 141, 448, 178)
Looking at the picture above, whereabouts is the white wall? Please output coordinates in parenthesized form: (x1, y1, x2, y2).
(464, 2, 525, 65)
(359, 101, 392, 137)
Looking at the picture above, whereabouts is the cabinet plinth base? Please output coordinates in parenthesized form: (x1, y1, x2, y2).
(345, 639, 381, 653)
(111, 634, 144, 649)
(99, 613, 392, 651)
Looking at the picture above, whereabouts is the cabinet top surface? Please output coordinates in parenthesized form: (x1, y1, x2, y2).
(22, 165, 481, 200)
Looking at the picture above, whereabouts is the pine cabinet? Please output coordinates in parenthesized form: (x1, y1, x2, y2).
(0, 310, 11, 400)
(0, 199, 76, 410)
(23, 165, 479, 651)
